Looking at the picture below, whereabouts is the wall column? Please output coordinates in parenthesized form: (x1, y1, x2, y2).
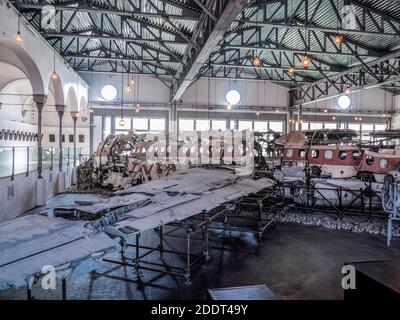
(56, 105, 66, 171)
(33, 94, 47, 178)
(71, 112, 79, 167)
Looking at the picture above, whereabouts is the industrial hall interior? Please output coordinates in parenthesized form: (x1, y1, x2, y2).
(1, 0, 400, 301)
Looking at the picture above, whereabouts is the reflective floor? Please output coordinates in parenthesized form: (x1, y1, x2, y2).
(1, 194, 400, 300)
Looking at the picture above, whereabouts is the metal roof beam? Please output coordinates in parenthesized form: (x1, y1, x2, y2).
(172, 0, 251, 102)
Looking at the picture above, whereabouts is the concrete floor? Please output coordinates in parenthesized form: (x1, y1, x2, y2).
(1, 194, 400, 300)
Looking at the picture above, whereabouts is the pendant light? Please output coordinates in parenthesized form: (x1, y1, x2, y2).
(51, 49, 58, 80)
(16, 15, 23, 43)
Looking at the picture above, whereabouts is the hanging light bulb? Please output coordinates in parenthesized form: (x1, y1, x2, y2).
(324, 109, 328, 113)
(334, 34, 344, 45)
(345, 86, 352, 94)
(301, 55, 312, 68)
(15, 31, 23, 43)
(51, 71, 58, 80)
(256, 111, 260, 116)
(130, 78, 135, 85)
(15, 16, 23, 43)
(119, 118, 126, 127)
(226, 104, 232, 110)
(332, 116, 336, 120)
(252, 56, 262, 67)
(126, 83, 131, 92)
(355, 117, 358, 121)
(288, 66, 296, 74)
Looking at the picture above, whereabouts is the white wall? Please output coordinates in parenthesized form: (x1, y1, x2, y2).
(181, 78, 290, 108)
(0, 165, 73, 223)
(304, 88, 393, 113)
(80, 73, 170, 105)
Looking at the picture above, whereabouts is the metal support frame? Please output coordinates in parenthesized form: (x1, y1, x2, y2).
(277, 174, 386, 218)
(102, 186, 278, 285)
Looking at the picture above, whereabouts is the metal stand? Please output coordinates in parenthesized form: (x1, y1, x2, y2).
(387, 213, 400, 246)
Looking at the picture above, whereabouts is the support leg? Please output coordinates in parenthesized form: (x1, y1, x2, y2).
(184, 228, 191, 285)
(159, 225, 164, 259)
(203, 222, 210, 262)
(387, 217, 393, 247)
(61, 278, 67, 300)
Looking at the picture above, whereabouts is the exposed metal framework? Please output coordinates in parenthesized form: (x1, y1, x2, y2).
(11, 0, 400, 105)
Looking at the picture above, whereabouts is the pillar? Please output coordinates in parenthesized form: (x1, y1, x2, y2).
(56, 105, 66, 171)
(33, 94, 47, 206)
(56, 106, 66, 194)
(71, 112, 79, 167)
(33, 94, 47, 178)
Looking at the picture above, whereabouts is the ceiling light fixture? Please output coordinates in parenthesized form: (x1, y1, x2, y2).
(334, 34, 344, 45)
(51, 49, 58, 80)
(301, 55, 312, 68)
(288, 66, 296, 74)
(15, 16, 23, 43)
(252, 56, 262, 67)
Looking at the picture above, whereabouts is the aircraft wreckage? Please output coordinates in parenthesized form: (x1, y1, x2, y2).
(2, 128, 400, 291)
(0, 165, 274, 290)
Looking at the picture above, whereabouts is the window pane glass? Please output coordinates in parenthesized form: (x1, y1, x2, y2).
(269, 121, 283, 132)
(362, 124, 374, 131)
(324, 123, 337, 129)
(116, 117, 131, 130)
(301, 122, 310, 130)
(104, 116, 111, 138)
(150, 118, 165, 131)
(348, 123, 360, 131)
(196, 120, 210, 131)
(179, 119, 194, 131)
(229, 120, 236, 130)
(309, 122, 323, 130)
(132, 118, 148, 130)
(239, 121, 253, 131)
(212, 120, 226, 130)
(254, 121, 268, 132)
(375, 124, 385, 131)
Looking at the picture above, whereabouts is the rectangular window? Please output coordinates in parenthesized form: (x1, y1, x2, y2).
(79, 135, 85, 143)
(104, 116, 111, 138)
(269, 121, 283, 133)
(301, 122, 310, 130)
(69, 135, 74, 143)
(196, 120, 210, 131)
(254, 121, 268, 132)
(374, 124, 386, 131)
(239, 121, 253, 131)
(229, 120, 237, 130)
(49, 134, 55, 143)
(324, 123, 337, 129)
(150, 118, 165, 131)
(309, 122, 323, 130)
(62, 134, 65, 143)
(348, 123, 361, 131)
(132, 118, 148, 131)
(179, 119, 194, 131)
(211, 120, 226, 131)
